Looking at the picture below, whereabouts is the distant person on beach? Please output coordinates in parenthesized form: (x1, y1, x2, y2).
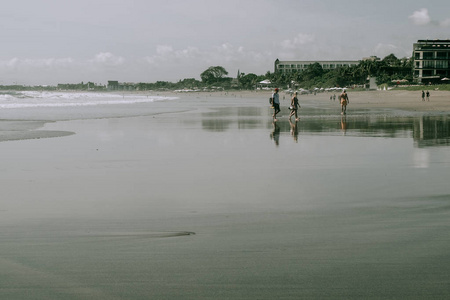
(272, 88, 281, 121)
(339, 89, 349, 114)
(426, 90, 430, 101)
(422, 90, 425, 101)
(289, 92, 300, 121)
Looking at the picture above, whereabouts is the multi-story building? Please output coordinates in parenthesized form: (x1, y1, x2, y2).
(413, 39, 450, 83)
(274, 59, 358, 74)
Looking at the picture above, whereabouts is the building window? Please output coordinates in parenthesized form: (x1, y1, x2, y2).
(436, 60, 448, 69)
(415, 52, 421, 60)
(423, 52, 434, 59)
(437, 52, 447, 59)
(423, 60, 435, 68)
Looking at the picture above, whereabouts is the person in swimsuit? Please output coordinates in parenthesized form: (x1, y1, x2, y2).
(289, 92, 300, 121)
(339, 89, 349, 114)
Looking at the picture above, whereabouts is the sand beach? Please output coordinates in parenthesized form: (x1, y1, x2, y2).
(1, 89, 450, 299)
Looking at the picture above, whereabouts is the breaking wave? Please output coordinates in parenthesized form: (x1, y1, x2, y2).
(0, 91, 178, 109)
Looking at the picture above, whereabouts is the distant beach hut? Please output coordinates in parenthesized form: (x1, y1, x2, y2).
(259, 79, 272, 89)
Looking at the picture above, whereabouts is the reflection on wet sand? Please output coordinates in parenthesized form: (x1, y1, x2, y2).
(289, 119, 299, 142)
(271, 114, 450, 147)
(270, 122, 280, 146)
(195, 106, 450, 148)
(201, 107, 264, 131)
(413, 115, 450, 147)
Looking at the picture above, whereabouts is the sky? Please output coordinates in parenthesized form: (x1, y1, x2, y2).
(1, 0, 449, 85)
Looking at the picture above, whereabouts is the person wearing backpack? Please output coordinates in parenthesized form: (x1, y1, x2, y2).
(271, 88, 281, 121)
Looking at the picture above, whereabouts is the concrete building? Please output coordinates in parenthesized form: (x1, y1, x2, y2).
(413, 39, 450, 84)
(274, 59, 358, 74)
(107, 80, 119, 90)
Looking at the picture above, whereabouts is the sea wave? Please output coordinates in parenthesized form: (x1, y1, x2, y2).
(0, 91, 178, 109)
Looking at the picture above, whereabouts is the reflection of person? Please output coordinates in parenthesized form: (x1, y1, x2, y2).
(426, 90, 430, 101)
(272, 88, 281, 121)
(289, 92, 300, 121)
(339, 89, 349, 114)
(421, 90, 425, 101)
(270, 121, 280, 146)
(340, 115, 347, 134)
(289, 119, 299, 142)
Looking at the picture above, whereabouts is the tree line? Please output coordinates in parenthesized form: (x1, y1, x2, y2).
(0, 54, 414, 91)
(241, 54, 413, 90)
(166, 54, 413, 91)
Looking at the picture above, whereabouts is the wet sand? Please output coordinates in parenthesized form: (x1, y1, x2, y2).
(1, 90, 450, 299)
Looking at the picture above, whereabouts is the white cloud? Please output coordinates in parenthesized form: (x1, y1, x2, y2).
(3, 57, 75, 70)
(409, 8, 431, 26)
(281, 33, 315, 50)
(145, 43, 270, 68)
(90, 52, 124, 66)
(145, 45, 202, 66)
(5, 57, 20, 68)
(374, 43, 399, 56)
(408, 8, 450, 27)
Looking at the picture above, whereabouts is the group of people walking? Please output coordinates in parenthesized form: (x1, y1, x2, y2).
(421, 90, 430, 101)
(270, 88, 349, 121)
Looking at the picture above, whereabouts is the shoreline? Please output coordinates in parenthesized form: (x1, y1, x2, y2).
(156, 89, 450, 113)
(0, 89, 448, 143)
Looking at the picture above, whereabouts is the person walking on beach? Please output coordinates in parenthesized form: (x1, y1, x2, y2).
(271, 88, 281, 121)
(422, 90, 425, 101)
(289, 92, 300, 121)
(426, 90, 430, 101)
(339, 89, 349, 115)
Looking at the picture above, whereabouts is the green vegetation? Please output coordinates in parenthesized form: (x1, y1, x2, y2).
(265, 54, 413, 90)
(200, 53, 416, 91)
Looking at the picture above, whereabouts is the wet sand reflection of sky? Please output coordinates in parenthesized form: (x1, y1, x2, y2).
(198, 106, 450, 148)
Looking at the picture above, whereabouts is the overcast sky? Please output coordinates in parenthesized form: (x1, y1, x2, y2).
(1, 0, 449, 85)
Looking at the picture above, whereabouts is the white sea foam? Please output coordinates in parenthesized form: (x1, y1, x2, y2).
(0, 91, 178, 109)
